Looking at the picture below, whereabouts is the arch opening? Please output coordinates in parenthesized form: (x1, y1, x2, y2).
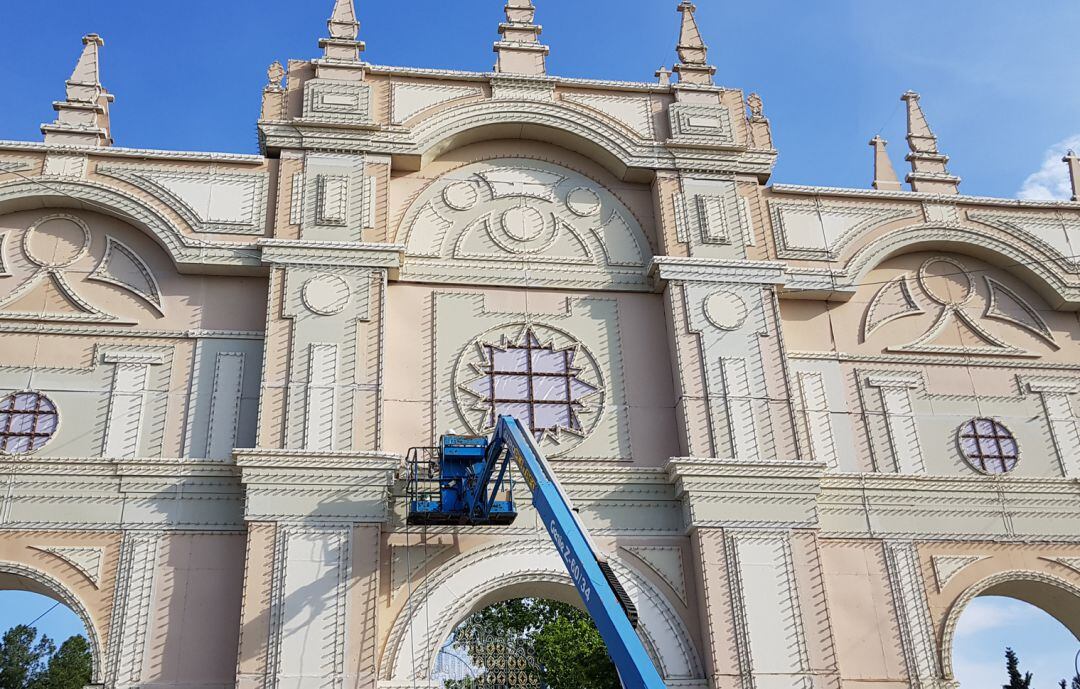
(0, 565, 103, 686)
(433, 597, 620, 689)
(944, 572, 1080, 689)
(381, 541, 703, 684)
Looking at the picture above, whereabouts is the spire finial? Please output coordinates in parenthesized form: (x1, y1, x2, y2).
(900, 91, 960, 194)
(320, 0, 364, 61)
(494, 0, 549, 76)
(41, 34, 114, 147)
(869, 136, 902, 191)
(673, 2, 716, 85)
(1063, 149, 1080, 202)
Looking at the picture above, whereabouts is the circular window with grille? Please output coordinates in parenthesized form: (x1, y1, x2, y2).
(957, 418, 1019, 475)
(0, 392, 59, 455)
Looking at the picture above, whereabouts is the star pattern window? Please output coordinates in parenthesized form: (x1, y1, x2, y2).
(957, 418, 1019, 475)
(457, 326, 604, 447)
(0, 392, 59, 455)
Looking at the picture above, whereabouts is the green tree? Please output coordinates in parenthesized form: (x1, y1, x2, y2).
(0, 626, 90, 689)
(1004, 647, 1033, 689)
(447, 598, 618, 689)
(0, 626, 54, 689)
(29, 635, 92, 689)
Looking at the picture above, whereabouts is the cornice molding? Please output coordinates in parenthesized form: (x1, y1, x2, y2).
(258, 239, 403, 268)
(650, 256, 787, 286)
(770, 183, 1080, 210)
(0, 139, 264, 165)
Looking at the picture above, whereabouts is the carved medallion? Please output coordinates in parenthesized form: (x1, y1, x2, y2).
(302, 275, 352, 316)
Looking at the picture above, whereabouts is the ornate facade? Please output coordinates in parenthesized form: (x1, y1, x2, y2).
(0, 2, 1078, 688)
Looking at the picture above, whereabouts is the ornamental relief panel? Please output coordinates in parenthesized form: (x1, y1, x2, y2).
(433, 292, 632, 460)
(0, 212, 165, 325)
(856, 252, 1068, 359)
(398, 159, 652, 290)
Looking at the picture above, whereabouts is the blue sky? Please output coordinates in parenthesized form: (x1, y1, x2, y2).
(0, 0, 1078, 680)
(1, 1, 1079, 199)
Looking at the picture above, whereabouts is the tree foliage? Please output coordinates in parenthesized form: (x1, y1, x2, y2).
(0, 625, 91, 689)
(1004, 647, 1033, 689)
(447, 598, 619, 689)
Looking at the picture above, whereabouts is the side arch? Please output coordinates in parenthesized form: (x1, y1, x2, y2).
(939, 569, 1080, 681)
(838, 225, 1080, 309)
(380, 540, 704, 683)
(0, 560, 105, 684)
(409, 100, 662, 182)
(0, 179, 262, 272)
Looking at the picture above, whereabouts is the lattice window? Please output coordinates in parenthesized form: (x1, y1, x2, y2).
(465, 329, 599, 437)
(0, 392, 59, 454)
(957, 418, 1019, 474)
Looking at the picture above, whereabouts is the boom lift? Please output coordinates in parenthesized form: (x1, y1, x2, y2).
(406, 415, 667, 689)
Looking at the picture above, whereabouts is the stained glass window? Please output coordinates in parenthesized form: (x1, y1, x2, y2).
(465, 329, 599, 437)
(0, 392, 59, 455)
(957, 418, 1019, 474)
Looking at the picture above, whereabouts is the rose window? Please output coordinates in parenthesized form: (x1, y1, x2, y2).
(455, 325, 604, 451)
(957, 418, 1019, 475)
(0, 392, 59, 455)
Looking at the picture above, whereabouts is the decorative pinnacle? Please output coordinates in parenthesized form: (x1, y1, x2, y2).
(900, 91, 959, 194)
(494, 0, 548, 75)
(42, 33, 114, 147)
(266, 61, 286, 90)
(320, 0, 364, 61)
(69, 34, 105, 88)
(673, 1, 715, 85)
(328, 0, 359, 39)
(869, 135, 902, 191)
(1063, 150, 1080, 202)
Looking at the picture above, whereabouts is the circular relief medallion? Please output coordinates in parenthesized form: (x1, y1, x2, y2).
(302, 275, 352, 316)
(442, 182, 479, 212)
(23, 215, 91, 268)
(453, 322, 605, 457)
(500, 206, 547, 242)
(565, 187, 602, 217)
(704, 291, 749, 331)
(919, 257, 974, 306)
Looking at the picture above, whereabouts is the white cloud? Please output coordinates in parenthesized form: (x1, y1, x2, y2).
(1018, 134, 1080, 200)
(955, 597, 1040, 637)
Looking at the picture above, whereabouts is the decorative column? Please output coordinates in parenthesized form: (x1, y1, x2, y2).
(655, 258, 794, 461)
(234, 452, 397, 689)
(257, 243, 400, 453)
(668, 460, 836, 689)
(883, 541, 950, 689)
(104, 532, 162, 689)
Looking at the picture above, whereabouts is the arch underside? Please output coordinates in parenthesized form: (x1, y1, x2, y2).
(0, 561, 104, 684)
(940, 570, 1080, 680)
(406, 101, 666, 184)
(381, 540, 704, 684)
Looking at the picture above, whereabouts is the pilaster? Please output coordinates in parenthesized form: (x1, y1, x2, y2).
(654, 258, 795, 462)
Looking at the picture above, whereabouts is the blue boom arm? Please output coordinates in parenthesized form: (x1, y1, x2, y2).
(481, 415, 667, 689)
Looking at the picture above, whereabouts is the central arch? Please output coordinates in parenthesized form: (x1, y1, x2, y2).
(939, 569, 1080, 682)
(380, 540, 704, 683)
(0, 561, 105, 685)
